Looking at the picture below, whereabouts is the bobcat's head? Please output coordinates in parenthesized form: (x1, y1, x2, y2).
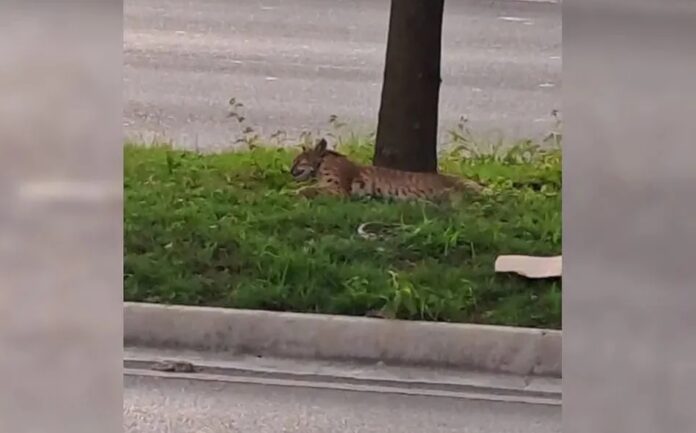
(290, 138, 331, 181)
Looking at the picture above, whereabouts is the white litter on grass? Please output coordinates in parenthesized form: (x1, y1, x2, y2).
(357, 223, 376, 240)
(357, 222, 400, 240)
(495, 255, 562, 279)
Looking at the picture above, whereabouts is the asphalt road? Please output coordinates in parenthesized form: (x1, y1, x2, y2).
(124, 375, 561, 433)
(124, 0, 561, 150)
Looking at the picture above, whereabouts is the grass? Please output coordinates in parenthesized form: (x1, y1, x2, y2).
(124, 137, 562, 329)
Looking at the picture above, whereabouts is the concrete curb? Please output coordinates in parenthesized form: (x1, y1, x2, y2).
(124, 302, 561, 377)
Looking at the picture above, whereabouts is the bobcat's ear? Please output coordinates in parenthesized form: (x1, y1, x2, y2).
(315, 138, 328, 153)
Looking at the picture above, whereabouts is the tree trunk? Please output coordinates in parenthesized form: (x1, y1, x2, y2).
(373, 0, 445, 173)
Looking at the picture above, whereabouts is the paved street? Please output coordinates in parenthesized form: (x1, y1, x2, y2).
(124, 347, 561, 432)
(124, 375, 561, 433)
(124, 0, 561, 150)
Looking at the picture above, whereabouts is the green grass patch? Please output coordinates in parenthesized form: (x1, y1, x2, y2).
(124, 139, 562, 329)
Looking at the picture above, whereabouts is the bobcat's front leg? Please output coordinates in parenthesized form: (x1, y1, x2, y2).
(296, 185, 321, 198)
(296, 183, 348, 199)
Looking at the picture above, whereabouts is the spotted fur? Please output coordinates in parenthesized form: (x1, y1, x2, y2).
(290, 139, 483, 201)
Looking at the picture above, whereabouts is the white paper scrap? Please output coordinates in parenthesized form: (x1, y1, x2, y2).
(495, 255, 562, 279)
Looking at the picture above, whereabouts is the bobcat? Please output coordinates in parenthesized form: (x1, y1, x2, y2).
(289, 139, 483, 201)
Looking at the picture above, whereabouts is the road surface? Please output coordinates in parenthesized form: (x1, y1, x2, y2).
(123, 347, 561, 432)
(124, 0, 561, 150)
(124, 375, 561, 433)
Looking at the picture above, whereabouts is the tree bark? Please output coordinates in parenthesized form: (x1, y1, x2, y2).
(373, 0, 445, 173)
